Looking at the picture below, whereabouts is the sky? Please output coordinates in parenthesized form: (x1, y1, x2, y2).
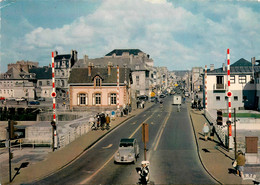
(1, 0, 260, 73)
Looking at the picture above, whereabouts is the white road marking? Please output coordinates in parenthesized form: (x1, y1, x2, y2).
(132, 121, 137, 125)
(102, 144, 113, 149)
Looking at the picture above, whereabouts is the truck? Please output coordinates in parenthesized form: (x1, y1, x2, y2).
(172, 95, 182, 105)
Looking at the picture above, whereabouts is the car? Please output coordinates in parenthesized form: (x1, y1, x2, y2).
(15, 98, 26, 102)
(159, 94, 166, 98)
(137, 95, 148, 101)
(7, 97, 16, 101)
(150, 96, 158, 102)
(37, 97, 45, 101)
(29, 100, 40, 105)
(114, 138, 139, 164)
(0, 97, 5, 100)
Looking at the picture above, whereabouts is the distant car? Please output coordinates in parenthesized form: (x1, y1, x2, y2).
(37, 97, 45, 101)
(15, 98, 26, 102)
(137, 95, 148, 101)
(0, 97, 5, 100)
(29, 100, 40, 105)
(150, 96, 158, 102)
(159, 94, 166, 98)
(184, 92, 190, 97)
(114, 138, 139, 164)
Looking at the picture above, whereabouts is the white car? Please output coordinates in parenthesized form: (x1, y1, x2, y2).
(15, 98, 26, 101)
(114, 138, 139, 164)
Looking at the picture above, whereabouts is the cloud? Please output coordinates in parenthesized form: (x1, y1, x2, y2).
(3, 0, 260, 70)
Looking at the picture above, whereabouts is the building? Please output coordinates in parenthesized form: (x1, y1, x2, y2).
(74, 49, 155, 99)
(0, 66, 36, 100)
(29, 66, 52, 100)
(68, 65, 132, 109)
(204, 58, 260, 110)
(53, 50, 78, 99)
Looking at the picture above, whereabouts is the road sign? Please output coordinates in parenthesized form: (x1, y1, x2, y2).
(227, 91, 232, 97)
(51, 92, 56, 98)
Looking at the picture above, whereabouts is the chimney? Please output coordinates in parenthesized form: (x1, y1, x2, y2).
(88, 62, 92, 76)
(222, 63, 225, 71)
(210, 64, 214, 71)
(130, 54, 133, 65)
(84, 55, 89, 63)
(108, 62, 112, 75)
(54, 51, 58, 57)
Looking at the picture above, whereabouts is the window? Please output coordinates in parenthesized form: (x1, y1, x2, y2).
(225, 96, 228, 101)
(243, 96, 247, 102)
(216, 96, 220, 101)
(79, 94, 86, 105)
(234, 96, 238, 101)
(136, 76, 139, 85)
(47, 81, 50, 86)
(39, 81, 42, 86)
(230, 76, 235, 84)
(61, 80, 65, 87)
(216, 76, 224, 84)
(95, 77, 101, 87)
(95, 93, 101, 105)
(111, 93, 117, 105)
(239, 76, 246, 84)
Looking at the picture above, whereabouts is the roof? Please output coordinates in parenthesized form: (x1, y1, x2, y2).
(105, 49, 143, 56)
(29, 67, 52, 79)
(230, 58, 251, 67)
(68, 67, 131, 84)
(120, 138, 135, 143)
(207, 58, 260, 75)
(55, 54, 71, 60)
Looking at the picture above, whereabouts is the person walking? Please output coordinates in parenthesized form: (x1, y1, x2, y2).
(210, 125, 215, 141)
(105, 114, 110, 128)
(236, 150, 246, 178)
(202, 123, 210, 141)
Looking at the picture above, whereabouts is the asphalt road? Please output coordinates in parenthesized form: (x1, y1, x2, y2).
(30, 96, 217, 185)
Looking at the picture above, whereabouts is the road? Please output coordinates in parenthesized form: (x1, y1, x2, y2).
(30, 96, 216, 185)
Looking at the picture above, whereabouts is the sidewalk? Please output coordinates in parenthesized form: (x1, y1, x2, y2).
(1, 102, 154, 185)
(189, 107, 254, 184)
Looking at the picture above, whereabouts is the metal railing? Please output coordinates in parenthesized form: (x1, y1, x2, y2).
(204, 109, 227, 146)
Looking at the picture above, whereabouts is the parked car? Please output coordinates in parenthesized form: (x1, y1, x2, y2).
(37, 97, 45, 101)
(159, 94, 166, 98)
(7, 97, 15, 101)
(0, 97, 5, 100)
(137, 95, 148, 101)
(29, 100, 40, 105)
(15, 98, 26, 102)
(114, 138, 139, 164)
(150, 96, 158, 102)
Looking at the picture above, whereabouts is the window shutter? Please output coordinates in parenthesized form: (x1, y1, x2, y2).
(86, 94, 88, 105)
(77, 94, 80, 105)
(108, 93, 111, 105)
(92, 94, 95, 105)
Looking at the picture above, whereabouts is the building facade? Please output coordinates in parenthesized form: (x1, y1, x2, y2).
(204, 58, 260, 110)
(68, 65, 132, 109)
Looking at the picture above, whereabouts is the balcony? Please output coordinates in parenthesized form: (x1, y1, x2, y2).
(213, 83, 226, 92)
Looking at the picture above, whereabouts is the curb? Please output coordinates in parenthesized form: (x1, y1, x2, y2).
(188, 109, 223, 185)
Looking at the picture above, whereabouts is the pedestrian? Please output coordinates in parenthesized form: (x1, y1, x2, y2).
(96, 113, 100, 128)
(236, 150, 246, 178)
(105, 114, 110, 127)
(210, 125, 215, 141)
(202, 123, 209, 141)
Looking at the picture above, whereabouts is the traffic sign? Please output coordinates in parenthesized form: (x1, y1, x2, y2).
(51, 92, 56, 98)
(227, 91, 232, 97)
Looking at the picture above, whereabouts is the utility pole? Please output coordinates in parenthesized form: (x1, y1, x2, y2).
(8, 120, 12, 183)
(234, 108, 237, 159)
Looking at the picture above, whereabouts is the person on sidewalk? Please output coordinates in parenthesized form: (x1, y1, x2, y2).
(105, 114, 110, 128)
(202, 123, 210, 141)
(236, 150, 246, 178)
(210, 125, 215, 141)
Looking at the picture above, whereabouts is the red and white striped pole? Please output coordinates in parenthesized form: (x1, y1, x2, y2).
(205, 65, 207, 110)
(51, 52, 58, 150)
(117, 65, 120, 111)
(227, 49, 233, 149)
